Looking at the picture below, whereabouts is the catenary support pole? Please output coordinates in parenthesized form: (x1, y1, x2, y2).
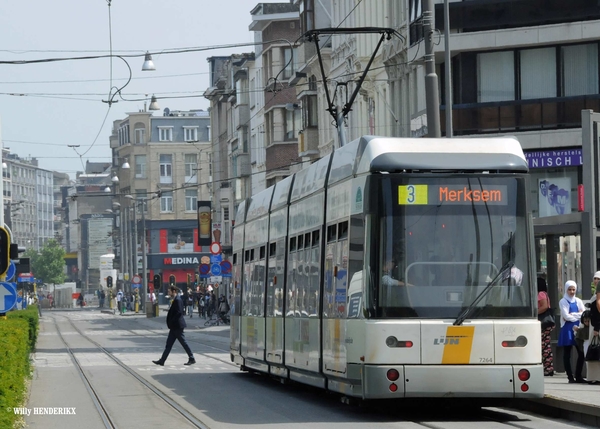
(422, 0, 441, 138)
(444, 0, 453, 137)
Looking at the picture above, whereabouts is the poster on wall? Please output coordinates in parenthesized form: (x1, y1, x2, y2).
(167, 229, 195, 253)
(538, 178, 571, 217)
(197, 201, 212, 247)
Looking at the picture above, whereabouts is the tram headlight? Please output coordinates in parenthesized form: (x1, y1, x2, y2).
(501, 335, 528, 348)
(386, 336, 398, 347)
(385, 336, 413, 348)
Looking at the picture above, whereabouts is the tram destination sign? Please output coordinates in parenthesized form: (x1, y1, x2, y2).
(398, 184, 508, 206)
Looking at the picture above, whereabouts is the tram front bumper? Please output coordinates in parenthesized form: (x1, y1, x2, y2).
(362, 364, 543, 399)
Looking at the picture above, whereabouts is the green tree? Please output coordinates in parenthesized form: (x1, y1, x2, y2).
(24, 240, 66, 285)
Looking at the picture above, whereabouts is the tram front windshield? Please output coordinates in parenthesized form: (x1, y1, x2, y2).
(373, 175, 532, 319)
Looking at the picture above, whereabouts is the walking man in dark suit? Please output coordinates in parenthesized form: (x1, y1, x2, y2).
(153, 286, 196, 366)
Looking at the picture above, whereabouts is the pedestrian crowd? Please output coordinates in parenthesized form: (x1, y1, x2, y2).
(176, 288, 230, 322)
(540, 271, 600, 384)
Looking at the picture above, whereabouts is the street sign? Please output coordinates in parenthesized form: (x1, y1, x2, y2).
(210, 242, 222, 255)
(132, 275, 142, 284)
(210, 263, 222, 276)
(0, 282, 17, 313)
(131, 284, 141, 289)
(210, 254, 223, 264)
(5, 262, 16, 282)
(17, 273, 33, 283)
(220, 261, 232, 277)
(199, 264, 210, 275)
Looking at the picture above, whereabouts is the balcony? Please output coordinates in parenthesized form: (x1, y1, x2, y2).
(443, 94, 600, 136)
(234, 104, 249, 129)
(234, 154, 251, 177)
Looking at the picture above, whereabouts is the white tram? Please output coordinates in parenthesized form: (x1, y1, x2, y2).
(230, 136, 543, 399)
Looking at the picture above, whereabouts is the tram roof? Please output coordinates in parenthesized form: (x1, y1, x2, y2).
(353, 136, 528, 175)
(246, 187, 274, 222)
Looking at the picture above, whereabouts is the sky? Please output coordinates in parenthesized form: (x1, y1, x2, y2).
(0, 0, 285, 179)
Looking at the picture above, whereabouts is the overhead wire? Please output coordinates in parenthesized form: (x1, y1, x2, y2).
(5, 3, 415, 178)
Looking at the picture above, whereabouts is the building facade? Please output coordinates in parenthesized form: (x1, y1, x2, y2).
(3, 152, 53, 251)
(110, 108, 211, 291)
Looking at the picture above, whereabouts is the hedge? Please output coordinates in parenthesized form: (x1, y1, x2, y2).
(0, 306, 40, 428)
(8, 306, 39, 352)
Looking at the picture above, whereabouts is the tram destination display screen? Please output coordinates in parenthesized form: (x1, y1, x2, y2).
(398, 184, 508, 206)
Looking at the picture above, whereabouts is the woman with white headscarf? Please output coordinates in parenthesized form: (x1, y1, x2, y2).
(558, 280, 586, 383)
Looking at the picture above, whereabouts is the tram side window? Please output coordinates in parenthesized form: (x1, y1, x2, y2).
(267, 242, 278, 317)
(324, 227, 335, 318)
(296, 234, 308, 317)
(242, 250, 253, 316)
(287, 238, 298, 316)
(232, 252, 241, 316)
(275, 238, 285, 315)
(347, 216, 365, 319)
(308, 229, 320, 316)
(253, 246, 266, 317)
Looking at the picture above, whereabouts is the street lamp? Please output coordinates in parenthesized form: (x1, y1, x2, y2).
(142, 52, 156, 72)
(148, 95, 160, 111)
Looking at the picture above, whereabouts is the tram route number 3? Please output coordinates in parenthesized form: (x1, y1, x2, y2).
(398, 185, 428, 205)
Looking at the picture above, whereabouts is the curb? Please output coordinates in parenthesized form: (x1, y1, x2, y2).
(514, 396, 600, 427)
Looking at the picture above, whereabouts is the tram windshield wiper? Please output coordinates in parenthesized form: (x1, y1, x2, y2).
(453, 261, 514, 326)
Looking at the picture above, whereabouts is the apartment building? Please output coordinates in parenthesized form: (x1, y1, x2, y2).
(110, 108, 211, 290)
(3, 152, 53, 251)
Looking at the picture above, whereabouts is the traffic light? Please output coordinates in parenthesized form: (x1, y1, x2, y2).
(187, 273, 192, 288)
(153, 274, 161, 292)
(169, 275, 175, 286)
(10, 243, 25, 261)
(194, 274, 199, 287)
(106, 276, 113, 288)
(0, 227, 10, 277)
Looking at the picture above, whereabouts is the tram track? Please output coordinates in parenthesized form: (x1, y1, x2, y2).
(51, 316, 117, 429)
(91, 312, 235, 366)
(43, 312, 588, 429)
(50, 313, 210, 429)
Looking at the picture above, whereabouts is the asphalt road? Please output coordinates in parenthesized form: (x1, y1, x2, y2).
(22, 310, 597, 429)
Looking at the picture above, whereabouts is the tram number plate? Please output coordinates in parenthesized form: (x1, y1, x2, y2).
(398, 185, 428, 205)
(479, 357, 493, 363)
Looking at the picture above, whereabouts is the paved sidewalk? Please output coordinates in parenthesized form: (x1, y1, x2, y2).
(515, 373, 600, 427)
